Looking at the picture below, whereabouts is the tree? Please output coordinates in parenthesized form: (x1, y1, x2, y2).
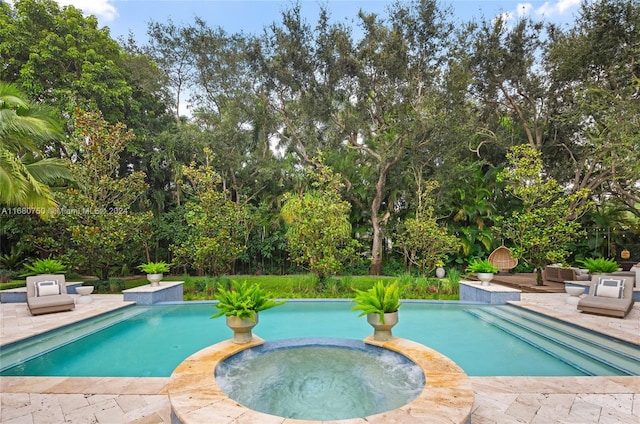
(53, 110, 152, 279)
(395, 181, 458, 275)
(469, 16, 549, 152)
(0, 82, 71, 213)
(444, 162, 499, 258)
(495, 145, 590, 285)
(172, 154, 252, 275)
(546, 0, 640, 216)
(468, 3, 640, 217)
(1, 0, 132, 124)
(142, 17, 286, 249)
(185, 19, 281, 209)
(133, 122, 207, 216)
(143, 19, 197, 122)
(255, 0, 454, 275)
(281, 163, 359, 280)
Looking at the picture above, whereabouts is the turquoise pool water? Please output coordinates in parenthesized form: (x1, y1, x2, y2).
(1, 301, 638, 377)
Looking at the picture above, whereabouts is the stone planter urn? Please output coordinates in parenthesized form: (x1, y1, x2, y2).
(226, 315, 258, 344)
(146, 273, 163, 287)
(75, 286, 94, 304)
(565, 286, 585, 305)
(367, 311, 398, 341)
(476, 272, 494, 286)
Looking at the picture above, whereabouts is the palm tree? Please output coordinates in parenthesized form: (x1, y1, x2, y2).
(0, 82, 71, 213)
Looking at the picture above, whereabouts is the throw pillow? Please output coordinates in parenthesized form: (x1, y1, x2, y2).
(593, 278, 624, 299)
(35, 280, 60, 297)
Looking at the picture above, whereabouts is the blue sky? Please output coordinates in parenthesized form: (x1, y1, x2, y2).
(44, 0, 586, 42)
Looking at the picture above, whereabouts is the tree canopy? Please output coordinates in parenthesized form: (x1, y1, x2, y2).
(1, 0, 639, 278)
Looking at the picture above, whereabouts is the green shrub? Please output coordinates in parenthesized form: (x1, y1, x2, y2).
(577, 257, 619, 273)
(412, 276, 428, 296)
(66, 271, 83, 280)
(22, 258, 67, 276)
(512, 262, 535, 273)
(217, 276, 233, 291)
(441, 268, 461, 294)
(424, 278, 441, 295)
(194, 279, 208, 293)
(108, 279, 125, 292)
(325, 277, 345, 295)
(397, 272, 415, 287)
(0, 247, 24, 270)
(381, 258, 405, 276)
(93, 280, 110, 293)
(342, 258, 371, 276)
(0, 269, 18, 283)
(178, 274, 442, 300)
(340, 275, 353, 288)
(89, 279, 125, 293)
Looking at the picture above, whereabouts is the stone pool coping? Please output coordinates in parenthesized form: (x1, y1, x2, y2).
(122, 281, 184, 305)
(167, 335, 474, 424)
(2, 295, 638, 422)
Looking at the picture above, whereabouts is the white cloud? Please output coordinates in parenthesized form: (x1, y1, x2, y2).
(504, 0, 581, 22)
(536, 0, 581, 17)
(55, 0, 118, 22)
(517, 3, 534, 18)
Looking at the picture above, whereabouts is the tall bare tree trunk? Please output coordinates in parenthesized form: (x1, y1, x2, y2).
(369, 160, 395, 275)
(370, 214, 384, 275)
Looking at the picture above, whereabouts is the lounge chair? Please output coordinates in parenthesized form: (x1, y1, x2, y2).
(577, 275, 635, 318)
(26, 274, 75, 315)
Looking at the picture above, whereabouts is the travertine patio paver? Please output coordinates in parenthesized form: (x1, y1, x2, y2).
(1, 291, 639, 423)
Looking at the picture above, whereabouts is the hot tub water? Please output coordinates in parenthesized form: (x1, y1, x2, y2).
(215, 339, 425, 420)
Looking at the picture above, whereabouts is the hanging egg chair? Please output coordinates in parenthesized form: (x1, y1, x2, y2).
(488, 246, 518, 272)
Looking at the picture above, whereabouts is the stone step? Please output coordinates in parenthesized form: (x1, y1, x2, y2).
(467, 306, 640, 376)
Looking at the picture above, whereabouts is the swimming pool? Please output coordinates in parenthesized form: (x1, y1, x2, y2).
(1, 301, 639, 377)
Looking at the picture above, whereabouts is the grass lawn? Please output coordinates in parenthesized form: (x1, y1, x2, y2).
(1, 273, 460, 301)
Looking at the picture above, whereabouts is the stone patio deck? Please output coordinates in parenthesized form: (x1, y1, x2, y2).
(1, 288, 638, 423)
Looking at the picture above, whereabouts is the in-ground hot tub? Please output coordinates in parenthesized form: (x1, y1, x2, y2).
(168, 335, 474, 423)
(215, 338, 425, 420)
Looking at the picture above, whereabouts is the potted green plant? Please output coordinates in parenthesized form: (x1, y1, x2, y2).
(211, 280, 286, 344)
(351, 281, 402, 341)
(137, 261, 171, 286)
(577, 257, 619, 274)
(466, 258, 499, 285)
(21, 258, 67, 276)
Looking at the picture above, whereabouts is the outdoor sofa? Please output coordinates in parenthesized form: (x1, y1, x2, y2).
(610, 264, 639, 288)
(544, 265, 590, 283)
(26, 274, 75, 315)
(577, 275, 635, 318)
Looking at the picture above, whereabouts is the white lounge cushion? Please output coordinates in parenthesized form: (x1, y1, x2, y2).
(35, 280, 61, 297)
(593, 278, 624, 299)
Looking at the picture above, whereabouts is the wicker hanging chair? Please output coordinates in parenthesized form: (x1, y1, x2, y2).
(488, 246, 518, 272)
